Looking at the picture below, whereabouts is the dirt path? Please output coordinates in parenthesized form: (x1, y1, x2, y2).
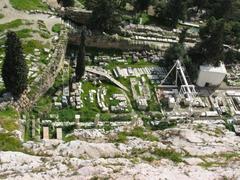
(0, 0, 61, 31)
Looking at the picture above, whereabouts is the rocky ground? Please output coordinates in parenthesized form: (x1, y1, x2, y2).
(0, 120, 240, 179)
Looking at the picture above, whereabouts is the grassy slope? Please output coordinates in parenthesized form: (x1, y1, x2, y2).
(0, 108, 22, 151)
(0, 13, 4, 19)
(0, 107, 19, 132)
(0, 19, 23, 33)
(9, 0, 48, 11)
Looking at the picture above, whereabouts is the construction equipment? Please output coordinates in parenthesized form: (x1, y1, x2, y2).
(161, 59, 197, 104)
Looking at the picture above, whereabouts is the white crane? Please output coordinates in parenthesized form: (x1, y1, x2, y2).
(161, 59, 197, 103)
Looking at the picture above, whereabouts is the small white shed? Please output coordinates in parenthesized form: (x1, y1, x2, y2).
(196, 63, 227, 87)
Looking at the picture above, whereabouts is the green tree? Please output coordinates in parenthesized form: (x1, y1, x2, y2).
(199, 17, 225, 65)
(57, 0, 74, 7)
(188, 17, 225, 68)
(163, 43, 189, 69)
(155, 1, 167, 22)
(163, 43, 197, 82)
(193, 0, 208, 12)
(133, 0, 152, 12)
(207, 0, 233, 19)
(230, 0, 240, 21)
(76, 30, 86, 81)
(155, 0, 186, 27)
(88, 0, 126, 33)
(2, 31, 28, 98)
(85, 0, 97, 10)
(179, 28, 188, 44)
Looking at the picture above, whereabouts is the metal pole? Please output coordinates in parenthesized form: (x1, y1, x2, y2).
(161, 62, 177, 85)
(176, 60, 192, 100)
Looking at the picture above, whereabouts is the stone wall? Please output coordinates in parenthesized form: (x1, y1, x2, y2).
(69, 33, 170, 51)
(12, 30, 68, 112)
(57, 7, 92, 25)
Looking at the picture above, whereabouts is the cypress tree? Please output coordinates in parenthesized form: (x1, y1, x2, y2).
(2, 31, 28, 98)
(75, 30, 86, 81)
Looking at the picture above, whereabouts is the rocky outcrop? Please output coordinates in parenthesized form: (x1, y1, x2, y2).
(1, 117, 240, 179)
(70, 129, 105, 141)
(0, 77, 239, 180)
(2, 152, 239, 180)
(23, 140, 122, 158)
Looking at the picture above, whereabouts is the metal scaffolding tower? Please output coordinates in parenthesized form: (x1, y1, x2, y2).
(161, 59, 197, 103)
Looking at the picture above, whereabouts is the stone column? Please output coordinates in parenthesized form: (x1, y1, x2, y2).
(43, 127, 49, 140)
(56, 128, 63, 140)
(32, 119, 36, 138)
(75, 114, 80, 128)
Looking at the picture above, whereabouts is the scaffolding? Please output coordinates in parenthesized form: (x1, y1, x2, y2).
(161, 59, 197, 103)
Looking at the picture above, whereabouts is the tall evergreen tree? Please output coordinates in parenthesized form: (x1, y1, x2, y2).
(2, 31, 28, 98)
(199, 17, 225, 65)
(88, 0, 126, 33)
(188, 17, 225, 67)
(76, 30, 86, 81)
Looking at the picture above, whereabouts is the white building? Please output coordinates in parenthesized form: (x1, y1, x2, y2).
(196, 63, 227, 87)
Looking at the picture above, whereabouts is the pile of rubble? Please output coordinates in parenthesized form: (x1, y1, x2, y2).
(54, 82, 83, 110)
(110, 94, 129, 113)
(114, 66, 166, 84)
(226, 64, 240, 86)
(97, 86, 108, 112)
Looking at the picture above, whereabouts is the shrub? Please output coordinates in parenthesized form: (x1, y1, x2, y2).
(150, 121, 177, 131)
(142, 156, 155, 162)
(64, 135, 77, 142)
(129, 127, 158, 141)
(114, 132, 127, 143)
(224, 119, 235, 132)
(113, 127, 158, 143)
(52, 24, 62, 33)
(0, 133, 23, 151)
(152, 148, 183, 163)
